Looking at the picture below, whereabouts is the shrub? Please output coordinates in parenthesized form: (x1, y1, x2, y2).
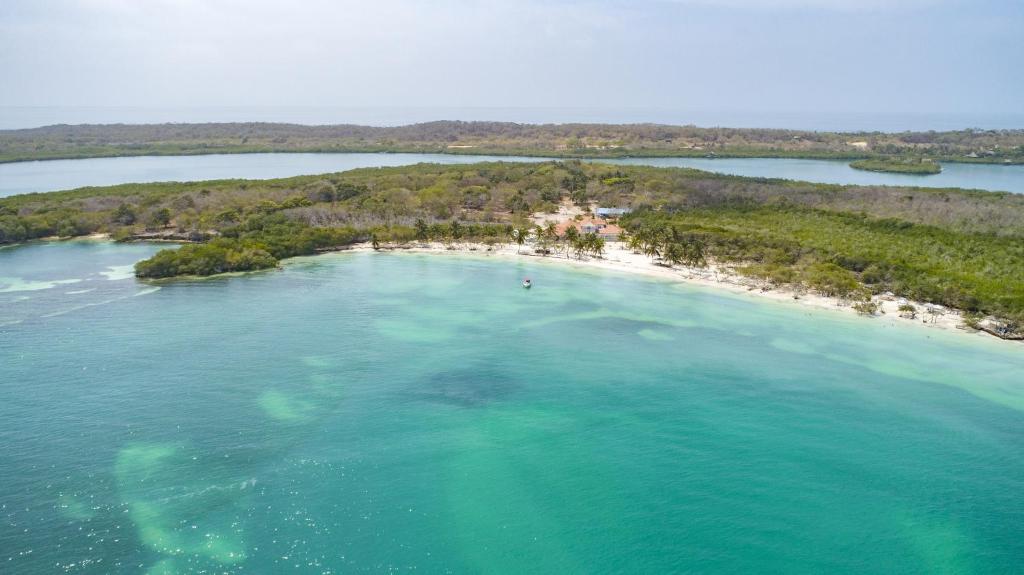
(853, 300, 881, 316)
(804, 263, 859, 297)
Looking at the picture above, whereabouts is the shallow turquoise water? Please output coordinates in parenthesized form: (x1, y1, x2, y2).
(3, 152, 1024, 197)
(1, 241, 1023, 574)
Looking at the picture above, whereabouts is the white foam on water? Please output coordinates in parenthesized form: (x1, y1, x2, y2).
(638, 328, 674, 341)
(40, 295, 133, 318)
(0, 276, 82, 293)
(100, 265, 136, 281)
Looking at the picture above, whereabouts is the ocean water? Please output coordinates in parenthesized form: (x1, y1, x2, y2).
(3, 152, 1024, 197)
(1, 241, 1023, 574)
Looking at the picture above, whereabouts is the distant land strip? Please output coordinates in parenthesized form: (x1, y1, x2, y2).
(1, 121, 1022, 165)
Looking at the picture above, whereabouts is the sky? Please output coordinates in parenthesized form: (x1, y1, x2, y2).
(0, 0, 1022, 125)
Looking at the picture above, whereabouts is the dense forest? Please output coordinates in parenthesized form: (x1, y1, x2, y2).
(1, 121, 1023, 164)
(2, 161, 1022, 335)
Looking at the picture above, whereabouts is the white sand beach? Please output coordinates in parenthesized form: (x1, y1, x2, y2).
(343, 239, 992, 342)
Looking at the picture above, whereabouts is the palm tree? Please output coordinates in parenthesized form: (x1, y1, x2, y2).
(681, 235, 708, 268)
(544, 221, 559, 254)
(500, 224, 514, 249)
(631, 225, 655, 255)
(545, 221, 558, 240)
(571, 235, 588, 259)
(563, 225, 579, 258)
(628, 233, 644, 253)
(588, 233, 605, 258)
(662, 242, 684, 267)
(642, 237, 661, 260)
(533, 224, 549, 255)
(414, 219, 428, 241)
(512, 226, 530, 254)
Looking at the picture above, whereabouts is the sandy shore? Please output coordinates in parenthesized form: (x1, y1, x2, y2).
(343, 240, 1002, 341)
(29, 233, 1010, 343)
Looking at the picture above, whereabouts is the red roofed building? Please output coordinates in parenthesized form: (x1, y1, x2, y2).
(555, 218, 622, 241)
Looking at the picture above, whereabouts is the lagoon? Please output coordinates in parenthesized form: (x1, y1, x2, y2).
(3, 152, 1024, 197)
(1, 240, 1023, 573)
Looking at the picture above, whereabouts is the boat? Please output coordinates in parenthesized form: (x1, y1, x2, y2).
(522, 278, 532, 289)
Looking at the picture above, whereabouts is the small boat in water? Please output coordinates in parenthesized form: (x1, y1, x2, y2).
(522, 278, 532, 289)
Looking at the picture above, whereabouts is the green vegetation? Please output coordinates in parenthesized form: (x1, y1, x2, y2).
(1, 122, 1022, 164)
(2, 160, 1022, 335)
(135, 239, 278, 277)
(622, 207, 1024, 327)
(850, 158, 942, 175)
(134, 216, 359, 278)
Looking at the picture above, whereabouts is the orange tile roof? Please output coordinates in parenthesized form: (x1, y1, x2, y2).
(554, 218, 621, 236)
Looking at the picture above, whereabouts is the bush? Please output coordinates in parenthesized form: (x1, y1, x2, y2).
(962, 312, 983, 330)
(742, 263, 798, 285)
(804, 263, 859, 297)
(112, 204, 136, 225)
(853, 300, 881, 316)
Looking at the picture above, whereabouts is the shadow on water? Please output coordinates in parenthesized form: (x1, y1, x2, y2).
(409, 364, 523, 408)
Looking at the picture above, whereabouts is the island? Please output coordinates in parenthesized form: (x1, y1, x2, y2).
(3, 160, 1022, 339)
(849, 158, 942, 175)
(0, 122, 1022, 165)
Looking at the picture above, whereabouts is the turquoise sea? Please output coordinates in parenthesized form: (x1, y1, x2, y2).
(1, 240, 1023, 574)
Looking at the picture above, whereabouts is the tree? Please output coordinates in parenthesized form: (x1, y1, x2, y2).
(512, 226, 530, 254)
(587, 233, 605, 258)
(113, 203, 136, 225)
(151, 207, 172, 228)
(682, 236, 707, 268)
(624, 226, 645, 253)
(0, 216, 28, 243)
(533, 224, 549, 255)
(506, 191, 530, 214)
(541, 221, 560, 256)
(545, 221, 558, 239)
(571, 235, 588, 259)
(449, 220, 463, 242)
(662, 242, 685, 267)
(563, 225, 579, 258)
(642, 237, 660, 260)
(414, 218, 428, 240)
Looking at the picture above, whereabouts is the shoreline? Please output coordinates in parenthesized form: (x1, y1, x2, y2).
(12, 234, 1017, 345)
(2, 147, 1021, 168)
(336, 240, 1008, 344)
